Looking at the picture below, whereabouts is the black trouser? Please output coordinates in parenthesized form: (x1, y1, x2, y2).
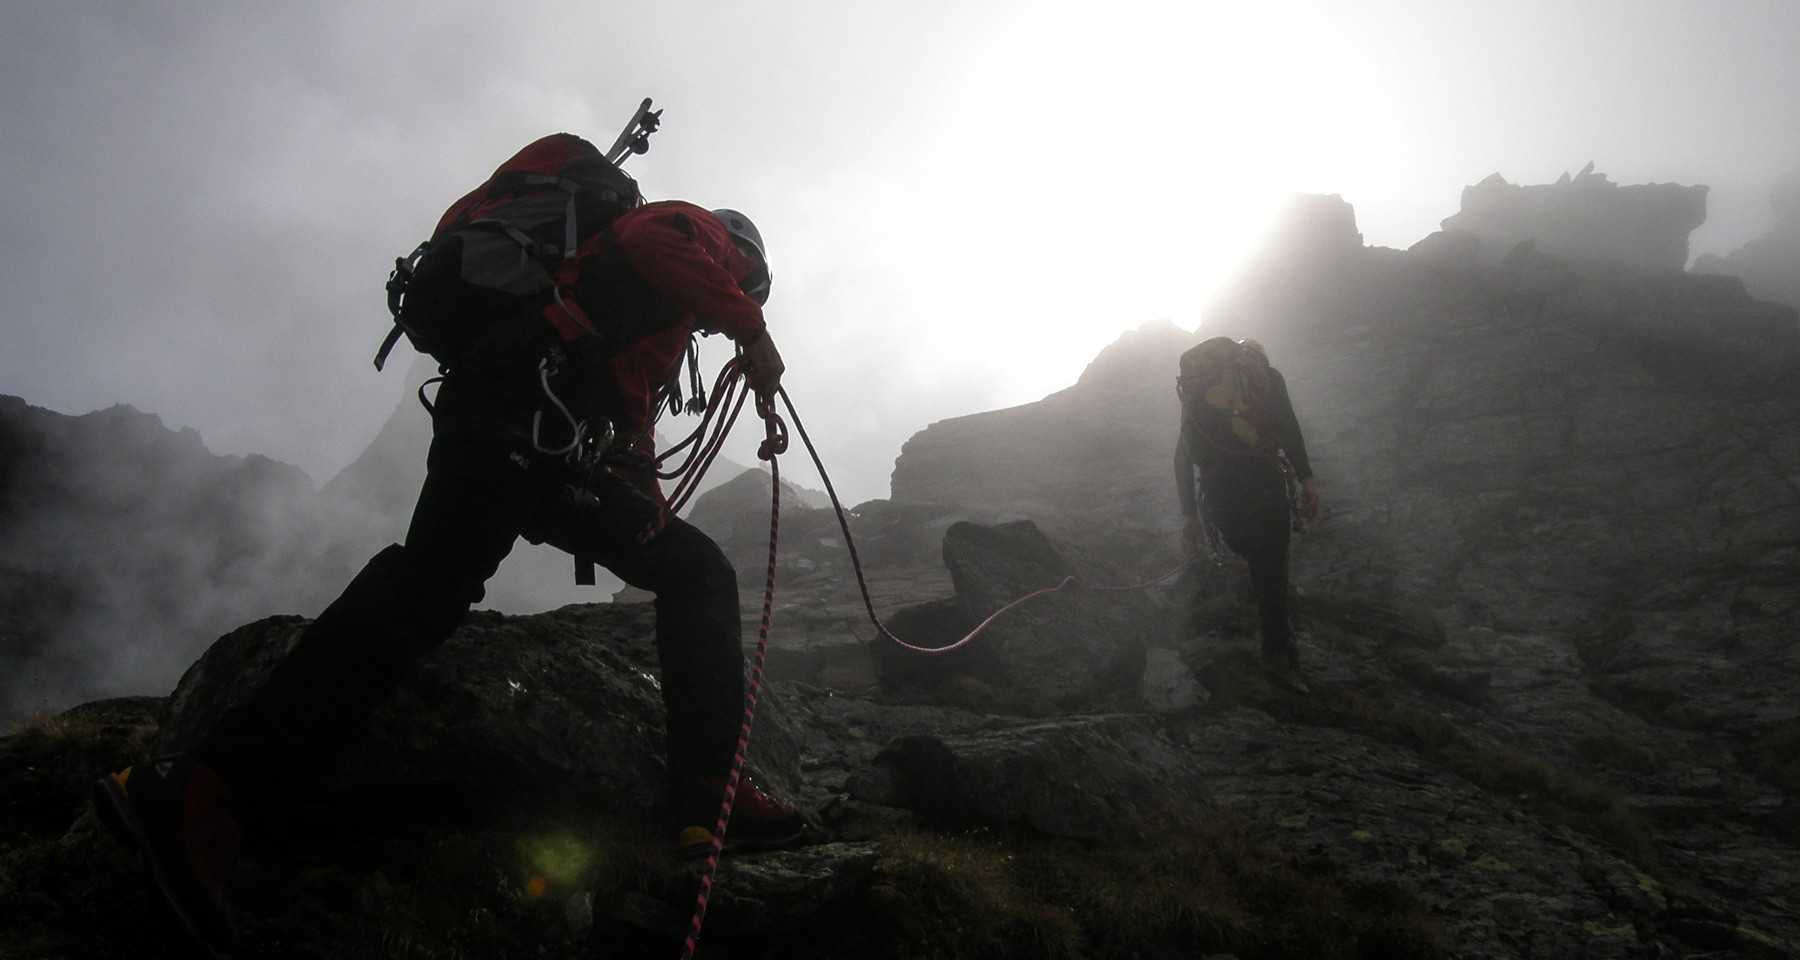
(195, 365, 744, 795)
(1202, 460, 1295, 656)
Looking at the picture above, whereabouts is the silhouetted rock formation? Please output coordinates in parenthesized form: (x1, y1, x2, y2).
(7, 177, 1800, 958)
(1253, 192, 1365, 269)
(1429, 164, 1707, 272)
(861, 191, 1800, 955)
(888, 316, 1192, 573)
(0, 397, 352, 723)
(1694, 162, 1800, 312)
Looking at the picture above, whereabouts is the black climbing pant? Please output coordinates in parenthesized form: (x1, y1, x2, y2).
(194, 363, 744, 796)
(1201, 459, 1295, 656)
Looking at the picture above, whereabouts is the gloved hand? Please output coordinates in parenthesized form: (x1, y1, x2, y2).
(741, 328, 785, 396)
(1297, 478, 1320, 520)
(1182, 515, 1207, 557)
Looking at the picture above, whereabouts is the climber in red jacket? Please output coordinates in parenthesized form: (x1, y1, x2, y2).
(97, 190, 802, 956)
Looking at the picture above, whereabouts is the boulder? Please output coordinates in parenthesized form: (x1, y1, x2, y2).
(1436, 165, 1707, 272)
(872, 520, 1164, 713)
(155, 606, 797, 817)
(858, 714, 1206, 841)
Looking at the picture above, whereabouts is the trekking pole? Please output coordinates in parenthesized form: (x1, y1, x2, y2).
(606, 97, 663, 166)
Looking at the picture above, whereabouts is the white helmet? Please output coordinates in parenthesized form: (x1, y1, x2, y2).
(712, 208, 771, 304)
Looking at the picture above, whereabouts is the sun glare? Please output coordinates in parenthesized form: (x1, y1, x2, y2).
(901, 2, 1367, 403)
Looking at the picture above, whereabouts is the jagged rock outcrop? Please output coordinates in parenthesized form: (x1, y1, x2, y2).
(1429, 164, 1708, 272)
(0, 397, 352, 725)
(5, 176, 1800, 958)
(1209, 232, 1800, 751)
(682, 466, 842, 588)
(887, 316, 1193, 574)
(889, 190, 1800, 753)
(1694, 162, 1800, 312)
(1248, 192, 1366, 270)
(852, 191, 1800, 954)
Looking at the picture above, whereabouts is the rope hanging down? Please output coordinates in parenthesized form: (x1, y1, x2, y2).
(669, 360, 1187, 959)
(679, 392, 785, 960)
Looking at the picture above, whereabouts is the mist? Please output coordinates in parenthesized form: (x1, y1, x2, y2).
(3, 2, 1799, 720)
(3, 1, 1797, 510)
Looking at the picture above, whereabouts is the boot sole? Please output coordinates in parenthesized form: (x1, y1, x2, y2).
(94, 772, 235, 960)
(678, 821, 808, 859)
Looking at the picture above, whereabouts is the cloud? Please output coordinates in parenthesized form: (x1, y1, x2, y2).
(2, 0, 1797, 514)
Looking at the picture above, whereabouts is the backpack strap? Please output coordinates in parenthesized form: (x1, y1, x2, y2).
(374, 325, 407, 372)
(483, 171, 584, 259)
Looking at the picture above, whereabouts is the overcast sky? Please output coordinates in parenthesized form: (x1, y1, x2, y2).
(4, 0, 1797, 505)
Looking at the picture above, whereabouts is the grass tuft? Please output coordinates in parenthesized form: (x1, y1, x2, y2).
(864, 818, 1442, 960)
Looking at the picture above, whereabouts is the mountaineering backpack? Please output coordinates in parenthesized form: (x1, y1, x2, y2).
(1177, 336, 1277, 459)
(376, 132, 646, 372)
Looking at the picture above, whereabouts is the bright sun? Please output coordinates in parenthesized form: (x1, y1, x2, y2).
(890, 2, 1378, 404)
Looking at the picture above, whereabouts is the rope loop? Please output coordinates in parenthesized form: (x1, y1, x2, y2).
(755, 393, 788, 461)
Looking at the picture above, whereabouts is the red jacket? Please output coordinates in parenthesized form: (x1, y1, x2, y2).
(546, 200, 768, 448)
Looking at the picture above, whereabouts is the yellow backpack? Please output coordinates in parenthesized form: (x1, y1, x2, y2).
(1177, 337, 1276, 456)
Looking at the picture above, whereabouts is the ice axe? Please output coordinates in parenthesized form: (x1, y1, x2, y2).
(605, 97, 662, 166)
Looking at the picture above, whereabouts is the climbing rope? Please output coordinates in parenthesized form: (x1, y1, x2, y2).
(656, 357, 757, 514)
(770, 386, 1191, 654)
(680, 391, 786, 960)
(673, 366, 1189, 958)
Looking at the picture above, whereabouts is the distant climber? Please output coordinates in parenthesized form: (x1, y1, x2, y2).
(94, 132, 803, 957)
(1175, 336, 1319, 685)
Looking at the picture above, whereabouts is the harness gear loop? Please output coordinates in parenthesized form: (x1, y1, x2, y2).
(530, 354, 589, 458)
(1195, 492, 1230, 567)
(1280, 455, 1309, 534)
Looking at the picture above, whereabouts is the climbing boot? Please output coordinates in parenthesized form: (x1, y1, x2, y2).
(94, 755, 240, 958)
(676, 774, 805, 858)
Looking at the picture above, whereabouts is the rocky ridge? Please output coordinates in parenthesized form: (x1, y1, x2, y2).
(1435, 163, 1708, 272)
(3, 170, 1799, 958)
(1694, 163, 1800, 313)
